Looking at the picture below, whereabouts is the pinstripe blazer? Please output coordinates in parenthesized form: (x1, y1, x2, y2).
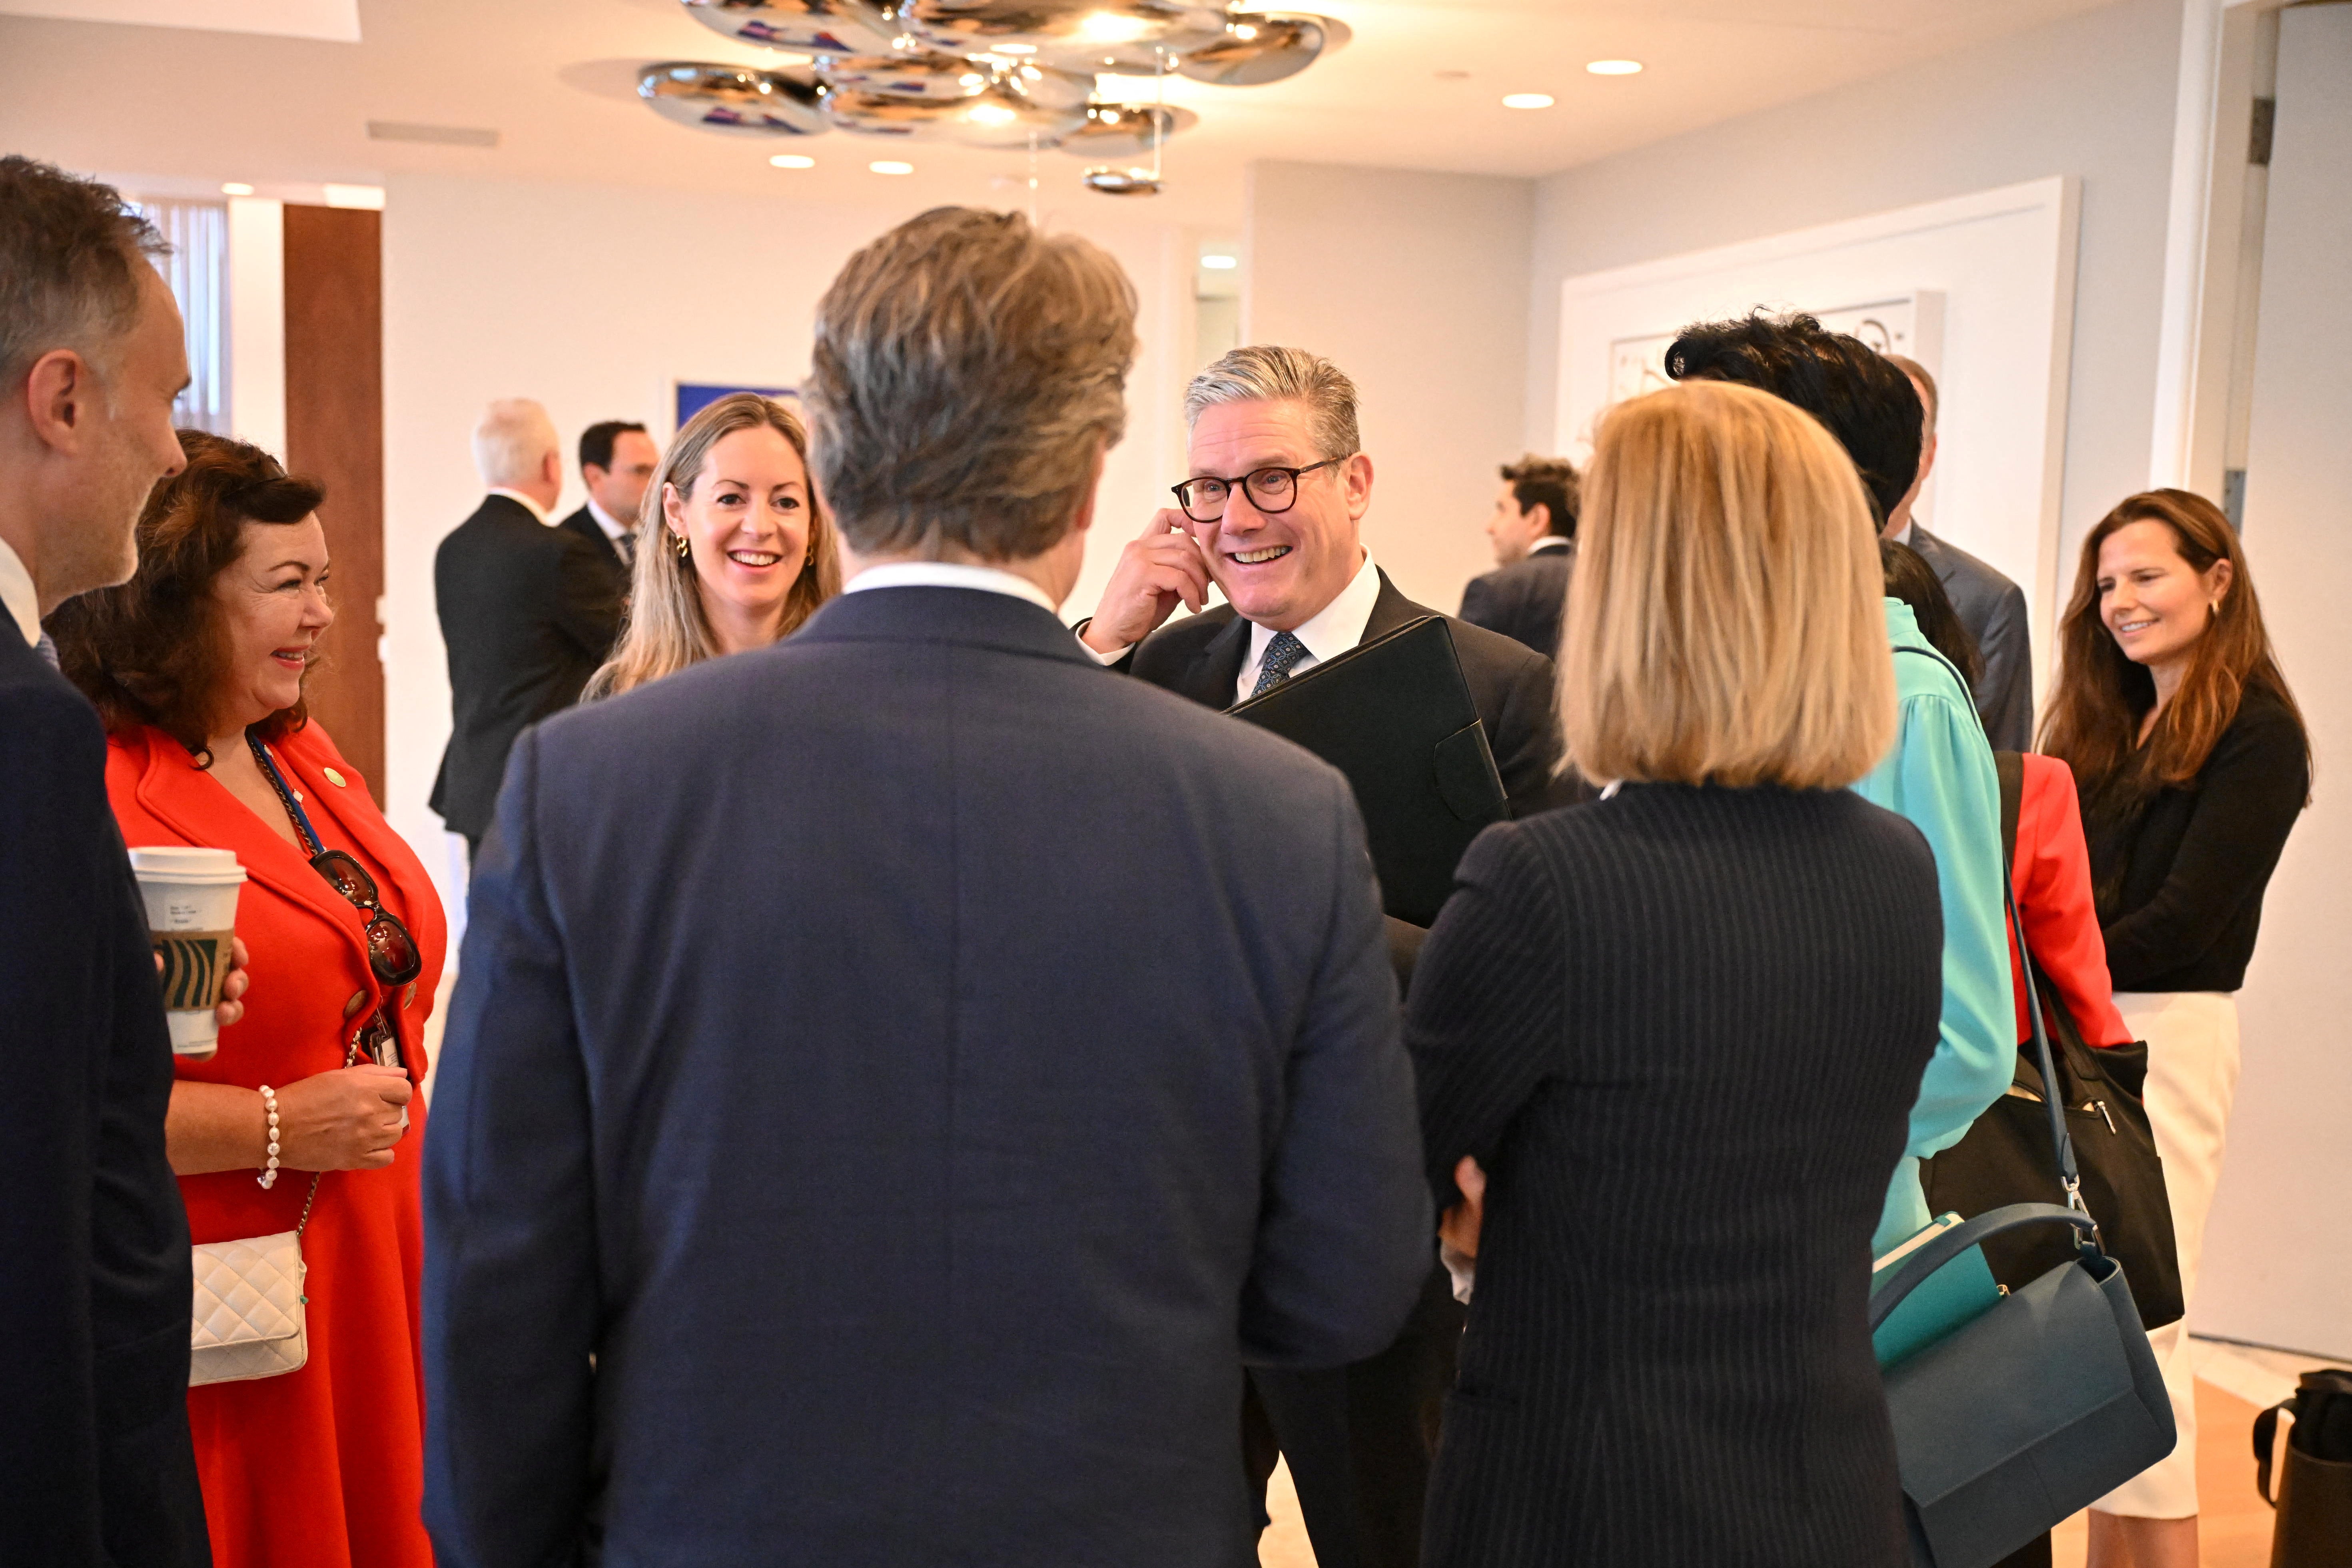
(1407, 783, 1941, 1567)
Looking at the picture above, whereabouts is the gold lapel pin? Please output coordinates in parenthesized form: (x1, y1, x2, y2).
(323, 767, 347, 788)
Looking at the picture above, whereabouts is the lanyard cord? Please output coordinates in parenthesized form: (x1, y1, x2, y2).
(247, 733, 326, 858)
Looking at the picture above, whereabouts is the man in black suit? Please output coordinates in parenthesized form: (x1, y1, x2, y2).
(555, 419, 656, 617)
(1883, 353, 2035, 750)
(0, 155, 223, 1568)
(431, 397, 622, 861)
(1076, 345, 1559, 1568)
(421, 207, 1431, 1568)
(1458, 454, 1579, 660)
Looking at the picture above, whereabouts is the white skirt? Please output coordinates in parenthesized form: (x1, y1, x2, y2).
(2093, 990, 2242, 1520)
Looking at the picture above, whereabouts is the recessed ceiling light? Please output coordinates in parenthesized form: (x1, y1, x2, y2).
(994, 42, 1037, 54)
(869, 160, 915, 176)
(1201, 254, 1239, 270)
(1586, 59, 1643, 76)
(770, 154, 816, 169)
(1502, 92, 1554, 110)
(322, 183, 385, 210)
(1433, 69, 1470, 81)
(221, 182, 255, 196)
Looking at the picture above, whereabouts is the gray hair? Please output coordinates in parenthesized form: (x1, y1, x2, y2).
(471, 397, 560, 489)
(0, 156, 168, 391)
(1184, 345, 1361, 460)
(804, 206, 1136, 562)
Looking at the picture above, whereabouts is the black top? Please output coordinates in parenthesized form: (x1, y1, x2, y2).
(0, 628, 207, 1566)
(1408, 784, 1941, 1568)
(1456, 541, 1574, 662)
(430, 494, 624, 838)
(2084, 683, 2308, 993)
(1121, 569, 1566, 820)
(421, 586, 1431, 1567)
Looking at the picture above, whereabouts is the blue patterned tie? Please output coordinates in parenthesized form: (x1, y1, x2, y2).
(1250, 629, 1311, 698)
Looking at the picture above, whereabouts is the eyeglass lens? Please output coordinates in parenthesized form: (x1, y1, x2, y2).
(1180, 467, 1300, 522)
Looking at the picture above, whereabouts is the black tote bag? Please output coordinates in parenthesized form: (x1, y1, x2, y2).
(1921, 750, 2182, 1329)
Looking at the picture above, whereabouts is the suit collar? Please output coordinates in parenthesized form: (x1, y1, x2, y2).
(486, 487, 553, 526)
(127, 726, 376, 955)
(794, 582, 1093, 667)
(1364, 569, 1436, 640)
(1528, 537, 1572, 556)
(0, 534, 38, 648)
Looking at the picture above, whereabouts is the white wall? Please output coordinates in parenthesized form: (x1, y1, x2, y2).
(1244, 161, 1535, 615)
(381, 174, 1200, 917)
(2195, 2, 2352, 1361)
(1525, 0, 2182, 599)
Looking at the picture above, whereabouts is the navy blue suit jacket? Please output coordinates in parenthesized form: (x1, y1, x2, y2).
(423, 585, 1432, 1567)
(0, 625, 207, 1566)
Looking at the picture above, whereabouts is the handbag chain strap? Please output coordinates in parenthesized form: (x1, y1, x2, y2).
(290, 1031, 363, 1242)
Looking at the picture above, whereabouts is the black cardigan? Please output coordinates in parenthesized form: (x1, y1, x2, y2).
(1407, 783, 1941, 1568)
(2085, 684, 2308, 993)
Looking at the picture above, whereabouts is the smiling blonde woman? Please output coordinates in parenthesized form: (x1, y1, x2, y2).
(583, 393, 841, 700)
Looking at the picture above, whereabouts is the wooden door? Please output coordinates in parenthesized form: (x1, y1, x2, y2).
(280, 205, 386, 800)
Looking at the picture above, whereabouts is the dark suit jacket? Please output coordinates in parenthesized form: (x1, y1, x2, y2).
(1409, 784, 1941, 1567)
(556, 504, 632, 611)
(1456, 541, 1574, 662)
(1907, 525, 2033, 751)
(1123, 571, 1564, 822)
(421, 585, 1432, 1568)
(431, 494, 623, 839)
(0, 627, 209, 1567)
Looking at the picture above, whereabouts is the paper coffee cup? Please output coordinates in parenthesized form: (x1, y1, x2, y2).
(128, 846, 245, 1059)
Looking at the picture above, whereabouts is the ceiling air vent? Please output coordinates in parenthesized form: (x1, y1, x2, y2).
(365, 121, 499, 148)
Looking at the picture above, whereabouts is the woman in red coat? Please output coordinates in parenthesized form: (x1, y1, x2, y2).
(52, 433, 445, 1568)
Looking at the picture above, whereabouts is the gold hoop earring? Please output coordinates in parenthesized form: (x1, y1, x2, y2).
(672, 531, 691, 563)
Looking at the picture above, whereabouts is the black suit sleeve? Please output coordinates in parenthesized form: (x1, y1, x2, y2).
(1240, 768, 1433, 1370)
(0, 684, 113, 1564)
(1490, 648, 1564, 820)
(1974, 579, 2035, 752)
(1407, 821, 1562, 1211)
(423, 726, 600, 1566)
(2101, 702, 2308, 988)
(547, 530, 624, 666)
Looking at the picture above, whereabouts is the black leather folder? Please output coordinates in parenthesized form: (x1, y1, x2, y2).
(1228, 615, 1508, 927)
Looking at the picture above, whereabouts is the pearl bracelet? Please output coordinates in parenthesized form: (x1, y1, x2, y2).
(257, 1085, 282, 1189)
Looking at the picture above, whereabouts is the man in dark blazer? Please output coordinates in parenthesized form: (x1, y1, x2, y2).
(1457, 454, 1579, 661)
(421, 207, 1431, 1568)
(555, 419, 656, 618)
(1883, 354, 2034, 750)
(431, 397, 623, 861)
(1077, 345, 1559, 1568)
(0, 157, 220, 1568)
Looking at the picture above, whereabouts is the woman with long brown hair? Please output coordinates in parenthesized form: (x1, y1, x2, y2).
(2041, 487, 2309, 1568)
(583, 393, 840, 699)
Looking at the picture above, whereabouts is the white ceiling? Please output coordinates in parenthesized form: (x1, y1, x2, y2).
(0, 0, 2124, 223)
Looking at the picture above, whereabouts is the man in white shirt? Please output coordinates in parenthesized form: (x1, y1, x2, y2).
(1458, 455, 1579, 660)
(1078, 345, 1562, 1568)
(0, 154, 216, 1568)
(557, 420, 656, 597)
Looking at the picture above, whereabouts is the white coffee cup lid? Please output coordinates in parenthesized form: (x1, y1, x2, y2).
(128, 846, 246, 882)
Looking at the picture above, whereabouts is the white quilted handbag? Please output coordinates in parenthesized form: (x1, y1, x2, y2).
(190, 1173, 320, 1386)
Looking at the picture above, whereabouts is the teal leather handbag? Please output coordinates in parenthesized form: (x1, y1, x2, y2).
(1866, 880, 2176, 1567)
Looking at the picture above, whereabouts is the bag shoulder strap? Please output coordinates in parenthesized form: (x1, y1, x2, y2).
(2255, 1400, 2286, 1506)
(1995, 750, 2024, 870)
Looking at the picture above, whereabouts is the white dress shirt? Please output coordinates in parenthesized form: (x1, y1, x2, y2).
(585, 495, 635, 548)
(488, 487, 554, 527)
(1889, 519, 1915, 549)
(843, 560, 1059, 614)
(1528, 536, 1572, 556)
(0, 534, 39, 649)
(1231, 550, 1382, 703)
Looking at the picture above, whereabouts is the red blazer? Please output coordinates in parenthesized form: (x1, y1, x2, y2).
(105, 720, 446, 1568)
(2011, 754, 2133, 1048)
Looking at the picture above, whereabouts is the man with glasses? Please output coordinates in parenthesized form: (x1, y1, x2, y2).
(1079, 345, 1561, 822)
(1078, 345, 1562, 1568)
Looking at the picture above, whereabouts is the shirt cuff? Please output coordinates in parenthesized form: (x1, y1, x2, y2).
(1440, 1241, 1476, 1304)
(1071, 619, 1131, 665)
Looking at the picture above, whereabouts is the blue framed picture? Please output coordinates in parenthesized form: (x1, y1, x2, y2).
(675, 381, 796, 428)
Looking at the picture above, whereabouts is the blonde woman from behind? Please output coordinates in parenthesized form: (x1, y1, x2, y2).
(584, 393, 841, 700)
(1408, 379, 1937, 1568)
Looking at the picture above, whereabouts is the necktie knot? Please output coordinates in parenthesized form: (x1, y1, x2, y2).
(1251, 629, 1310, 698)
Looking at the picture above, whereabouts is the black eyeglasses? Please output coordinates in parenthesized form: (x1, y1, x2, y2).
(310, 850, 424, 988)
(1170, 457, 1345, 524)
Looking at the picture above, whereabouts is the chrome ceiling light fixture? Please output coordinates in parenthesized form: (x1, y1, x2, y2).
(643, 0, 1352, 193)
